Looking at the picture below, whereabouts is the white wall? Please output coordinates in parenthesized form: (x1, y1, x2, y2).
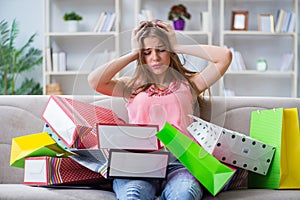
(0, 0, 43, 85)
(1, 0, 299, 97)
(0, 0, 135, 88)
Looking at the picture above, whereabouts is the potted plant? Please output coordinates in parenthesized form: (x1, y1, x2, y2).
(168, 4, 191, 30)
(0, 19, 43, 95)
(63, 11, 83, 32)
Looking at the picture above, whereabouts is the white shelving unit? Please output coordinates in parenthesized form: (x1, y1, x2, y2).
(134, 0, 212, 42)
(43, 0, 120, 95)
(219, 0, 298, 97)
(42, 0, 298, 97)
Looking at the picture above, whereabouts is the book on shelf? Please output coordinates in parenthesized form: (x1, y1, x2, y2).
(102, 12, 116, 32)
(279, 53, 294, 71)
(45, 48, 53, 72)
(99, 12, 111, 32)
(97, 12, 108, 32)
(52, 52, 59, 72)
(275, 9, 295, 33)
(58, 52, 67, 72)
(275, 9, 285, 32)
(200, 11, 210, 32)
(235, 51, 246, 71)
(281, 11, 292, 32)
(227, 47, 246, 72)
(93, 12, 106, 32)
(52, 51, 67, 72)
(287, 12, 296, 32)
(95, 12, 116, 32)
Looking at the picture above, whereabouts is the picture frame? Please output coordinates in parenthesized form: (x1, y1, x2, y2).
(258, 14, 274, 32)
(231, 11, 248, 31)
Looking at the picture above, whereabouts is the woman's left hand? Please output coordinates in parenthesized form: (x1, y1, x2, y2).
(155, 21, 179, 51)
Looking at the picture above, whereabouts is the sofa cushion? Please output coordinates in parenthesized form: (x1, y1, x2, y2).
(204, 189, 300, 200)
(0, 184, 116, 200)
(1, 95, 300, 200)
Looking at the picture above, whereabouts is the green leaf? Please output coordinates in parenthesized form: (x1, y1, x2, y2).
(0, 19, 42, 95)
(15, 78, 42, 95)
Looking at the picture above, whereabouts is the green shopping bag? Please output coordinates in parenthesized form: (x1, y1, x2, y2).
(248, 108, 300, 189)
(156, 123, 235, 196)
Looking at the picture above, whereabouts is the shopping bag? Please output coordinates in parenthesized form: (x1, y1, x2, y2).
(97, 123, 160, 150)
(156, 122, 235, 196)
(42, 95, 125, 149)
(107, 149, 169, 179)
(69, 149, 110, 178)
(10, 132, 72, 168)
(24, 156, 108, 186)
(43, 123, 69, 150)
(248, 108, 300, 189)
(187, 115, 275, 175)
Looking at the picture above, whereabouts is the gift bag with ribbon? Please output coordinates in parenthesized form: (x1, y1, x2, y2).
(248, 108, 300, 189)
(10, 132, 72, 168)
(156, 122, 236, 196)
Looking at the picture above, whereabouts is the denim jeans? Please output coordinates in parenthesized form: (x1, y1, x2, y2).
(113, 160, 203, 200)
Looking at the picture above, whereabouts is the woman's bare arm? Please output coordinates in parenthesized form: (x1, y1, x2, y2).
(156, 20, 232, 93)
(88, 23, 147, 97)
(176, 44, 232, 93)
(87, 52, 138, 97)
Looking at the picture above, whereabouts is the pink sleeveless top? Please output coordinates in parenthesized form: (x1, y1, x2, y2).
(126, 80, 195, 139)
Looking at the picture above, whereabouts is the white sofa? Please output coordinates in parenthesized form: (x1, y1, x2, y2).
(0, 95, 300, 200)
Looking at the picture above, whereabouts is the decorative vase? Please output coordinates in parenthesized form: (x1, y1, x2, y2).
(66, 20, 79, 32)
(173, 19, 185, 30)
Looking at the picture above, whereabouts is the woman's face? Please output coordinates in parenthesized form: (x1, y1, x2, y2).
(142, 36, 171, 80)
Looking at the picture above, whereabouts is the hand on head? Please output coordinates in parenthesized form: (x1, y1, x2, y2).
(131, 20, 178, 54)
(155, 20, 178, 50)
(131, 21, 154, 54)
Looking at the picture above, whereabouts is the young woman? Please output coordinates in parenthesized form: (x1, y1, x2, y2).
(88, 20, 232, 200)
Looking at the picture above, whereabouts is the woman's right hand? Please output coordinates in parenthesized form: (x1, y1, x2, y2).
(131, 21, 147, 54)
